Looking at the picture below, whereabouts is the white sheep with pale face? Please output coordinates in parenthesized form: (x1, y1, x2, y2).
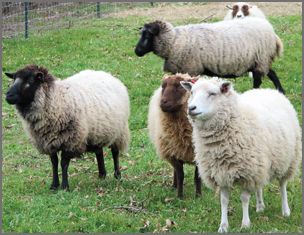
(181, 77, 301, 233)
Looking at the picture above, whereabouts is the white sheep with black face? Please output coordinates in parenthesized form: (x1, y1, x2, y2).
(181, 77, 301, 233)
(135, 18, 285, 93)
(5, 65, 130, 191)
(224, 2, 266, 20)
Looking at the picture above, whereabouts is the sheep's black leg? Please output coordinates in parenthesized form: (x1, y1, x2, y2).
(95, 147, 106, 179)
(111, 144, 121, 179)
(252, 71, 263, 89)
(194, 166, 202, 197)
(60, 153, 71, 190)
(172, 159, 184, 199)
(267, 69, 285, 94)
(49, 153, 59, 190)
(172, 169, 177, 188)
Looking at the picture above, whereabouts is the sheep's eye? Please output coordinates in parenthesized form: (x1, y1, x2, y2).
(27, 77, 35, 84)
(208, 92, 216, 97)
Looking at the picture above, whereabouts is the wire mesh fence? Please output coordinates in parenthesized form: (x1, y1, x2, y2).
(2, 2, 154, 39)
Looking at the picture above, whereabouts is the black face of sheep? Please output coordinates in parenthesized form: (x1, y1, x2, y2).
(160, 75, 188, 113)
(135, 23, 159, 57)
(5, 65, 50, 107)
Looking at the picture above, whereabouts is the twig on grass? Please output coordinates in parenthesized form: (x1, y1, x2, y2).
(200, 12, 216, 22)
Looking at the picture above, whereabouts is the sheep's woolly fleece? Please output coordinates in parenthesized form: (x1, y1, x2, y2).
(148, 73, 195, 165)
(190, 78, 301, 192)
(19, 69, 130, 156)
(152, 17, 283, 76)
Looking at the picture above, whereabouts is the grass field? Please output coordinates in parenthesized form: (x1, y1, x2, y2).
(2, 13, 302, 233)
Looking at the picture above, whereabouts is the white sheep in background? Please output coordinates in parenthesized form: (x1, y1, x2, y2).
(181, 77, 301, 232)
(224, 2, 266, 20)
(135, 17, 285, 93)
(5, 65, 130, 190)
(224, 2, 267, 79)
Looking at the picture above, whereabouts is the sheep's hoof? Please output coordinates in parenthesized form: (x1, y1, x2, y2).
(99, 173, 107, 179)
(195, 192, 202, 198)
(256, 203, 265, 212)
(114, 171, 121, 179)
(282, 208, 291, 217)
(49, 184, 59, 190)
(241, 220, 251, 229)
(218, 223, 228, 233)
(61, 184, 70, 191)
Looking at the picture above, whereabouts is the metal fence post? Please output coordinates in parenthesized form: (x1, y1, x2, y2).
(97, 2, 100, 18)
(24, 1, 29, 39)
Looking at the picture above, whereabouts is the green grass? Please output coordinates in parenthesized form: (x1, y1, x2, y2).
(2, 14, 302, 233)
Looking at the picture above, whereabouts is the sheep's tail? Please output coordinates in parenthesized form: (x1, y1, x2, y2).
(116, 124, 130, 154)
(275, 34, 284, 58)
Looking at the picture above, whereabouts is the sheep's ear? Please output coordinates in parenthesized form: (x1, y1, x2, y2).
(137, 26, 143, 33)
(226, 5, 232, 10)
(220, 82, 231, 94)
(5, 72, 15, 79)
(180, 81, 193, 91)
(148, 23, 160, 35)
(35, 72, 44, 82)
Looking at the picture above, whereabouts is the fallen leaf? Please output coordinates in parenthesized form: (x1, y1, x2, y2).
(68, 212, 75, 219)
(165, 219, 176, 227)
(5, 124, 15, 129)
(120, 165, 128, 171)
(164, 197, 174, 203)
(96, 187, 106, 197)
(127, 160, 135, 165)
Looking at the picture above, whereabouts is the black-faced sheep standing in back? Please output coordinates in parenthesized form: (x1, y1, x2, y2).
(135, 18, 285, 93)
(5, 65, 130, 190)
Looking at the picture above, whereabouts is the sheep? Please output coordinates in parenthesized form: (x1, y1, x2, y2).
(224, 2, 267, 79)
(180, 77, 301, 232)
(5, 65, 130, 190)
(224, 2, 266, 20)
(148, 73, 202, 198)
(134, 18, 285, 94)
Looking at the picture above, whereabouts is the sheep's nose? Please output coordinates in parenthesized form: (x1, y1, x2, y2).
(189, 105, 196, 111)
(161, 99, 168, 104)
(237, 15, 242, 18)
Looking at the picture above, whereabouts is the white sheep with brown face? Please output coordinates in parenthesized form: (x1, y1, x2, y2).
(224, 2, 266, 20)
(181, 77, 301, 233)
(5, 65, 130, 191)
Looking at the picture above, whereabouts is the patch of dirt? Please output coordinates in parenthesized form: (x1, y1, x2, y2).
(108, 2, 302, 22)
